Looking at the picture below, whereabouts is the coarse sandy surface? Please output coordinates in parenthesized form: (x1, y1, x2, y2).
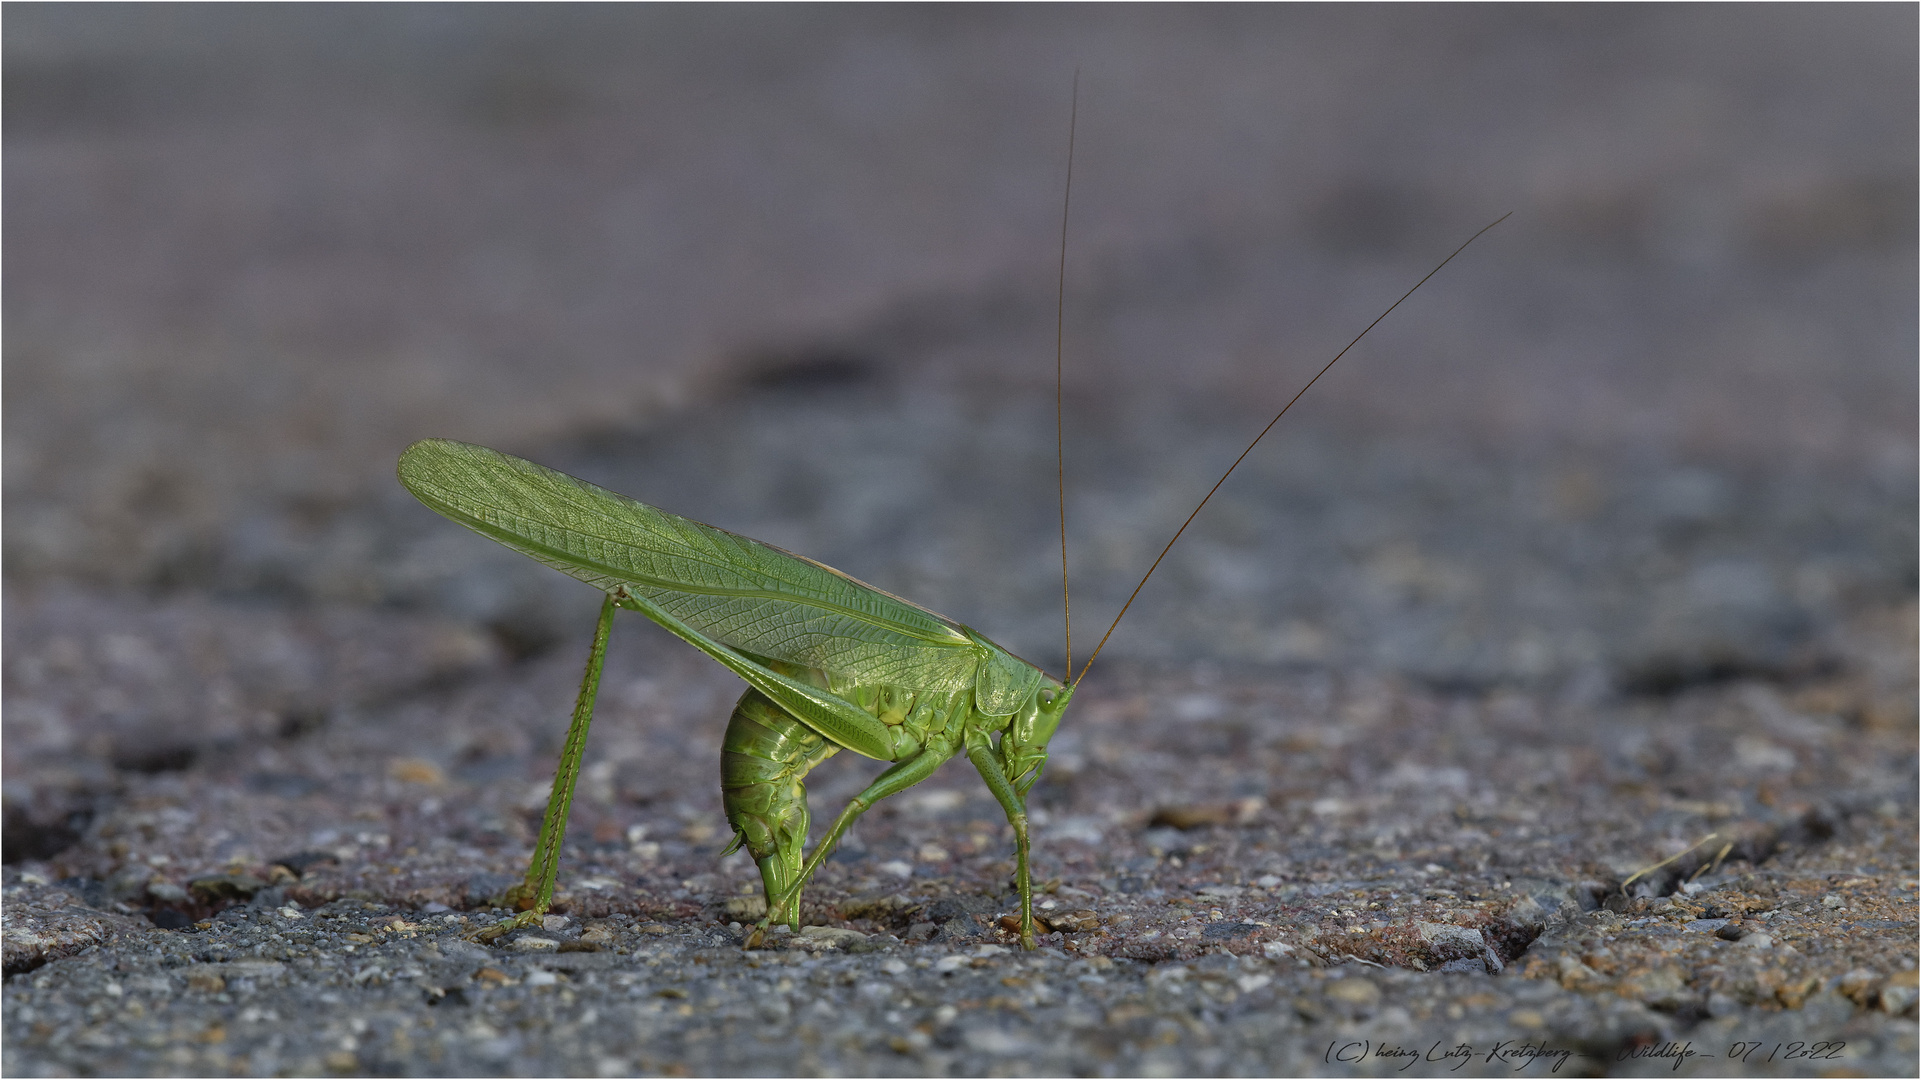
(4, 8, 1916, 1077)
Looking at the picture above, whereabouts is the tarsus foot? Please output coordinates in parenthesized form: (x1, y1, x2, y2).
(471, 909, 545, 944)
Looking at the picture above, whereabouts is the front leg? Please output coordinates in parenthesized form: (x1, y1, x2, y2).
(965, 738, 1036, 950)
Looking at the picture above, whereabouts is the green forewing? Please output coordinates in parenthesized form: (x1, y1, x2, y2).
(398, 439, 982, 692)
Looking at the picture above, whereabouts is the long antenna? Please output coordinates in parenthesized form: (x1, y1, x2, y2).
(1056, 71, 1080, 684)
(1072, 211, 1513, 686)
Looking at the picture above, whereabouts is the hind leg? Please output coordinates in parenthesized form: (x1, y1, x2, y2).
(476, 594, 616, 944)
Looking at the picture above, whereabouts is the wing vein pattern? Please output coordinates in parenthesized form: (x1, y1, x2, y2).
(399, 440, 980, 691)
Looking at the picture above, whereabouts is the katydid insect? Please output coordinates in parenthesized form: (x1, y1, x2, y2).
(400, 438, 1072, 947)
(398, 119, 1506, 948)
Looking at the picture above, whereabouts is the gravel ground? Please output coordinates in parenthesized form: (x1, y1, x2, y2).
(4, 8, 1916, 1078)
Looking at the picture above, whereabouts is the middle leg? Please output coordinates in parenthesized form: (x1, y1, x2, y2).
(749, 742, 955, 946)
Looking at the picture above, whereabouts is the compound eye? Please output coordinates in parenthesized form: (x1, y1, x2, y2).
(1038, 689, 1057, 707)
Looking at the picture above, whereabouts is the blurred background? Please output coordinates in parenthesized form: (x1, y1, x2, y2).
(5, 16, 1914, 1069)
(5, 4, 1914, 764)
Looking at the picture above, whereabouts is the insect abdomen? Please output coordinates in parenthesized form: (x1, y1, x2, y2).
(720, 688, 839, 926)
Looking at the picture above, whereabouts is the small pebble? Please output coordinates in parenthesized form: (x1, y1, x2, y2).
(723, 897, 767, 919)
(1040, 909, 1101, 933)
(1325, 978, 1380, 1007)
(1880, 985, 1918, 1015)
(794, 926, 867, 948)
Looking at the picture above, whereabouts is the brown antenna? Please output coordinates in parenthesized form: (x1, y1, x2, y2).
(1072, 211, 1513, 686)
(1056, 71, 1080, 684)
